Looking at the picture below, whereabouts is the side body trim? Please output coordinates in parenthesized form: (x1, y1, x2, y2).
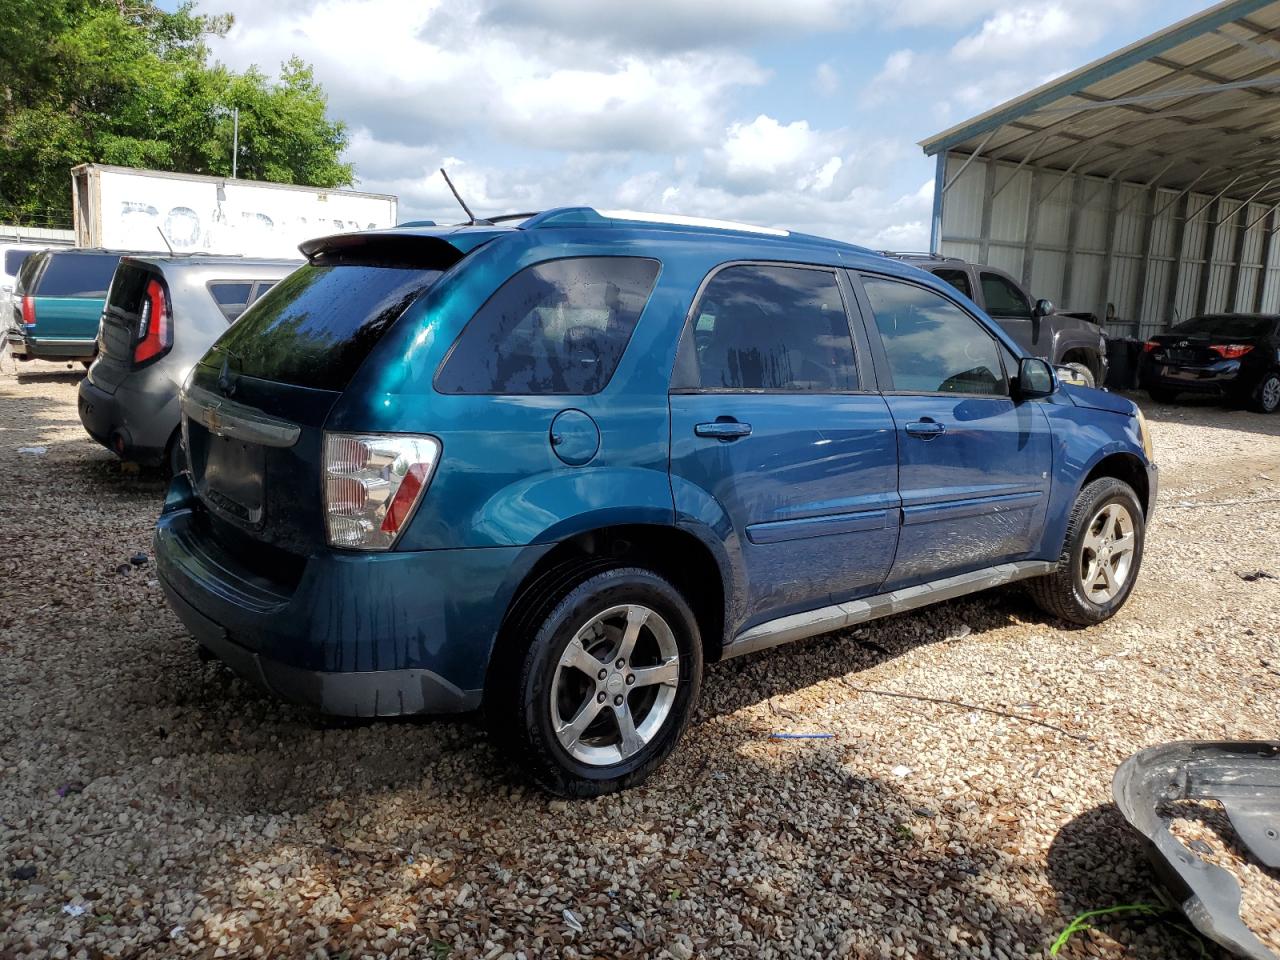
(724, 559, 1056, 659)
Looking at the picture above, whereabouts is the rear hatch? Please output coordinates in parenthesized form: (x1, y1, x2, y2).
(1147, 315, 1273, 366)
(90, 260, 162, 394)
(181, 233, 481, 566)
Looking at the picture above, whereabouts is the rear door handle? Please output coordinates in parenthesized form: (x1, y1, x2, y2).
(905, 420, 946, 439)
(695, 420, 752, 440)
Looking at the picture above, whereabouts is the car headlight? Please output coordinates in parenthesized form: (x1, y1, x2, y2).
(1135, 408, 1154, 461)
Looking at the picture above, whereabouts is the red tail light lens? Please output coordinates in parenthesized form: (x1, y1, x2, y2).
(1209, 344, 1253, 360)
(323, 433, 441, 550)
(1142, 340, 1160, 353)
(20, 295, 35, 328)
(133, 278, 172, 365)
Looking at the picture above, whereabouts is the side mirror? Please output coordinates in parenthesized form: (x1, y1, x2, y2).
(1033, 298, 1055, 318)
(1017, 357, 1056, 398)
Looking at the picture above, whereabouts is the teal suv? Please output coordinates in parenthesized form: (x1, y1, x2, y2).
(155, 209, 1158, 795)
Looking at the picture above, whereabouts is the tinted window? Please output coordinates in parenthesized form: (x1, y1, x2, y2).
(980, 272, 1031, 319)
(673, 264, 856, 391)
(216, 264, 441, 390)
(436, 257, 660, 395)
(33, 253, 120, 298)
(209, 282, 253, 322)
(4, 250, 33, 276)
(252, 280, 276, 301)
(1172, 314, 1277, 339)
(933, 268, 971, 299)
(863, 277, 1007, 396)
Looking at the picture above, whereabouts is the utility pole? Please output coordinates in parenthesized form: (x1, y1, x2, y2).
(232, 108, 239, 179)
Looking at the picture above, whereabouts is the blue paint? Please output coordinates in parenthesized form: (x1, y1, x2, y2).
(154, 211, 1157, 716)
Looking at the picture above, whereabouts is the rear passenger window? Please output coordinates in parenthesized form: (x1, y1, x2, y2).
(672, 264, 856, 392)
(435, 257, 660, 395)
(209, 282, 254, 322)
(862, 277, 1007, 396)
(932, 268, 971, 299)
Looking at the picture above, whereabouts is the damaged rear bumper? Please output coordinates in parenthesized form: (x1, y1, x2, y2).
(1113, 740, 1280, 959)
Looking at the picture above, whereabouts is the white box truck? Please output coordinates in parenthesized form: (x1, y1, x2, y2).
(71, 164, 398, 259)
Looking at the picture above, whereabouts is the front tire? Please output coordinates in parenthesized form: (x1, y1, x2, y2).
(489, 566, 703, 797)
(1249, 371, 1280, 413)
(1029, 477, 1145, 626)
(1063, 361, 1096, 388)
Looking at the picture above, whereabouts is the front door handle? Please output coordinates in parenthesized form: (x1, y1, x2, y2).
(905, 420, 946, 439)
(695, 420, 752, 440)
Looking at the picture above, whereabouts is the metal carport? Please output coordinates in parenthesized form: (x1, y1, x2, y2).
(921, 0, 1280, 339)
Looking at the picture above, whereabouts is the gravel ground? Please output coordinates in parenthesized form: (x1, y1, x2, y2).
(1, 357, 1277, 960)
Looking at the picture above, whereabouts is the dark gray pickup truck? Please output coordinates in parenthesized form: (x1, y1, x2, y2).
(884, 253, 1109, 387)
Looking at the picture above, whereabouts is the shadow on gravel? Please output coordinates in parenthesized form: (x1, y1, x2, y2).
(1046, 804, 1214, 959)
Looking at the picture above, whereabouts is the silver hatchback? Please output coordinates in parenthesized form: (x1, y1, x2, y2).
(79, 255, 301, 472)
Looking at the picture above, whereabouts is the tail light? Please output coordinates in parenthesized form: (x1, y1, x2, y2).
(1142, 340, 1160, 353)
(1209, 344, 1253, 360)
(20, 295, 35, 328)
(323, 433, 441, 550)
(134, 278, 172, 365)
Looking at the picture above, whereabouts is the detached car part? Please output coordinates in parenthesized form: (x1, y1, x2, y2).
(1113, 740, 1280, 959)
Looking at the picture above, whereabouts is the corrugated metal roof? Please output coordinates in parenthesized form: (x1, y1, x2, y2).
(921, 0, 1280, 207)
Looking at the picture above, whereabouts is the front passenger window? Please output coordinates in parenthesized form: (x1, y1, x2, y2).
(862, 277, 1007, 396)
(980, 272, 1031, 319)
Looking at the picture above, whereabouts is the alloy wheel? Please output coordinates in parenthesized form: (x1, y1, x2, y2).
(550, 603, 680, 766)
(1262, 375, 1280, 412)
(1079, 502, 1137, 604)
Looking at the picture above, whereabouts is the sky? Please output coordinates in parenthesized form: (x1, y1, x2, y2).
(191, 0, 1214, 249)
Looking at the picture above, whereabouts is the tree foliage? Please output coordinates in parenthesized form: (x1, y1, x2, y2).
(0, 0, 354, 226)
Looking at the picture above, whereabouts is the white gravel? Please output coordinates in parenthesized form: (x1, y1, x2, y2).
(1, 359, 1277, 960)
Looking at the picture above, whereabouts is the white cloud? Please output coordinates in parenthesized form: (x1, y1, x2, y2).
(814, 62, 840, 96)
(951, 5, 1096, 62)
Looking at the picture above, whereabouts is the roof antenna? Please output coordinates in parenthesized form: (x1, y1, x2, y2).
(155, 226, 175, 257)
(439, 168, 481, 225)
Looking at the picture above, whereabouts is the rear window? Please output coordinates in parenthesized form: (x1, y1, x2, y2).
(4, 250, 33, 277)
(1172, 314, 1276, 339)
(32, 252, 120, 298)
(102, 263, 153, 331)
(213, 264, 440, 390)
(435, 257, 660, 395)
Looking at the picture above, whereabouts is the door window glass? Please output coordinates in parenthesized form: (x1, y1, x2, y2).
(673, 264, 857, 391)
(980, 272, 1031, 319)
(435, 257, 660, 395)
(933, 268, 972, 299)
(862, 277, 1007, 396)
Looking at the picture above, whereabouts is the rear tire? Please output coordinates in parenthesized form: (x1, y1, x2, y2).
(1147, 387, 1178, 404)
(1028, 477, 1145, 626)
(487, 566, 702, 797)
(1249, 371, 1280, 414)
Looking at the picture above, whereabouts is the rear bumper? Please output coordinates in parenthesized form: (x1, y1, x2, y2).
(5, 331, 96, 361)
(1140, 358, 1246, 395)
(77, 366, 179, 464)
(154, 476, 546, 717)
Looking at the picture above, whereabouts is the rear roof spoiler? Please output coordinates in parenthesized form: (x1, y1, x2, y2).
(298, 226, 512, 266)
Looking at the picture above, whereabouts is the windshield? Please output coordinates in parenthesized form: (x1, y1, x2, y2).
(212, 263, 441, 390)
(1171, 314, 1276, 339)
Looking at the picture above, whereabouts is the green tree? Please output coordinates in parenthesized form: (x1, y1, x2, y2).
(0, 0, 353, 227)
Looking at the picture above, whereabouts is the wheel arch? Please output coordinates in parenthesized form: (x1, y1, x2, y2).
(483, 522, 730, 704)
(1080, 451, 1150, 516)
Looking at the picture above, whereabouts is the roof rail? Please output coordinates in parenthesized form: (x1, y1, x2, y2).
(878, 250, 964, 262)
(522, 206, 790, 237)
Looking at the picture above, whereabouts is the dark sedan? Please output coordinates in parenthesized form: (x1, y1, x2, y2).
(1141, 313, 1280, 413)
